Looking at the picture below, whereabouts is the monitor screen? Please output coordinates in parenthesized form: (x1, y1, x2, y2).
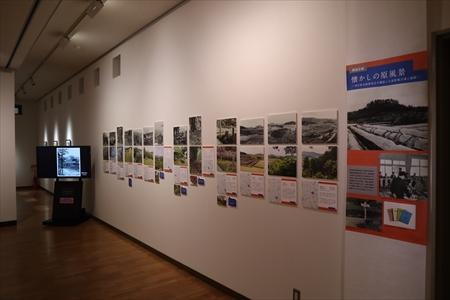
(36, 146, 91, 178)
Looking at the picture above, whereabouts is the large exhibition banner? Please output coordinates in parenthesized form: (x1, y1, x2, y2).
(346, 51, 428, 245)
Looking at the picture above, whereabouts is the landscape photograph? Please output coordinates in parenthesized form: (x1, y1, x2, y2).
(109, 132, 116, 146)
(124, 130, 133, 146)
(348, 83, 428, 150)
(346, 198, 382, 232)
(155, 121, 164, 145)
(155, 147, 163, 170)
(189, 146, 202, 175)
(144, 146, 154, 166)
(133, 129, 143, 146)
(240, 118, 264, 145)
(116, 126, 123, 146)
(302, 110, 338, 144)
(217, 195, 227, 207)
(268, 145, 297, 178)
(302, 145, 337, 180)
(240, 146, 264, 174)
(117, 147, 123, 162)
(189, 116, 202, 145)
(143, 127, 153, 146)
(133, 147, 143, 164)
(174, 146, 188, 166)
(103, 147, 109, 160)
(217, 146, 237, 173)
(109, 146, 116, 161)
(217, 118, 237, 145)
(102, 133, 108, 146)
(268, 112, 297, 144)
(173, 126, 188, 145)
(125, 147, 133, 163)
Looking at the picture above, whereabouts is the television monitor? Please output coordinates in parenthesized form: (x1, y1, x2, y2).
(36, 146, 91, 178)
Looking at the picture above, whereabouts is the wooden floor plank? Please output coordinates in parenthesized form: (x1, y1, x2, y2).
(0, 189, 233, 300)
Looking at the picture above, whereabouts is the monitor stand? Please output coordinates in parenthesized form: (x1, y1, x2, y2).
(43, 178, 89, 226)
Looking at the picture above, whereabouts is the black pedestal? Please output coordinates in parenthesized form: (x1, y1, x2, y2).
(43, 180, 89, 226)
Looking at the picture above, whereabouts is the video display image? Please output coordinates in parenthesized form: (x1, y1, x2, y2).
(56, 147, 81, 177)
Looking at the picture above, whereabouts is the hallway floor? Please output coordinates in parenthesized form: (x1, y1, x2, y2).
(0, 189, 232, 300)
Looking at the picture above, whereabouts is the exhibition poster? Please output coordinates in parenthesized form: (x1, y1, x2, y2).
(346, 51, 428, 245)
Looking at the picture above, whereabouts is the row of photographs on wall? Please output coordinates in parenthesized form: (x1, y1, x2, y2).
(104, 145, 338, 181)
(103, 111, 338, 149)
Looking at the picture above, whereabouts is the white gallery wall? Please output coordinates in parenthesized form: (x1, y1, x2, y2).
(36, 1, 429, 299)
(1, 70, 17, 222)
(15, 100, 37, 187)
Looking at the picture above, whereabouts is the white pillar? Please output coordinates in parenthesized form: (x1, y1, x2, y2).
(0, 70, 17, 223)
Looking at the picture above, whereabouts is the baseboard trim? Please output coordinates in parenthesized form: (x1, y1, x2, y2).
(92, 216, 249, 300)
(0, 220, 17, 227)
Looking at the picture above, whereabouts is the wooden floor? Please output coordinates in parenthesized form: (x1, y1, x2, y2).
(0, 189, 232, 300)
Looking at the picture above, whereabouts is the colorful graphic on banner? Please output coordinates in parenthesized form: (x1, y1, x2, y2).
(346, 51, 428, 245)
(346, 51, 427, 90)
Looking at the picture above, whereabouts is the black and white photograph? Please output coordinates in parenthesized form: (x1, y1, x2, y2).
(302, 145, 337, 180)
(103, 147, 109, 160)
(240, 118, 264, 145)
(347, 83, 428, 150)
(133, 129, 143, 146)
(217, 118, 237, 145)
(189, 116, 202, 145)
(102, 133, 108, 146)
(155, 121, 164, 146)
(302, 110, 338, 144)
(125, 129, 133, 146)
(109, 132, 116, 146)
(268, 112, 297, 144)
(143, 127, 153, 146)
(346, 198, 382, 232)
(173, 126, 188, 145)
(379, 152, 428, 200)
(117, 126, 123, 147)
(56, 147, 81, 177)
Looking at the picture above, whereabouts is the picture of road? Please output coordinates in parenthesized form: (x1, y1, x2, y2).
(240, 146, 264, 174)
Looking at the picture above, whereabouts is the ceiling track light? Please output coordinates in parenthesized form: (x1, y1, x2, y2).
(86, 0, 105, 18)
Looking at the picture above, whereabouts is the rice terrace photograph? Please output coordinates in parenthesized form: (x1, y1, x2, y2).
(133, 129, 143, 146)
(268, 145, 297, 178)
(268, 112, 297, 144)
(117, 126, 123, 146)
(240, 146, 264, 174)
(173, 126, 188, 145)
(346, 198, 382, 232)
(217, 146, 237, 173)
(124, 130, 133, 146)
(174, 146, 188, 166)
(302, 110, 338, 144)
(133, 147, 143, 164)
(240, 118, 264, 145)
(302, 145, 337, 180)
(189, 146, 202, 175)
(143, 127, 153, 146)
(125, 147, 133, 163)
(189, 116, 202, 145)
(155, 121, 164, 146)
(347, 83, 428, 150)
(144, 146, 154, 166)
(155, 147, 163, 170)
(217, 118, 237, 145)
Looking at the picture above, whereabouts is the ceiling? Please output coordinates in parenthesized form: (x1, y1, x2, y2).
(0, 0, 182, 102)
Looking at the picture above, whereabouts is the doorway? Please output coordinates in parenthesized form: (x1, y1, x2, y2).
(434, 31, 450, 300)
